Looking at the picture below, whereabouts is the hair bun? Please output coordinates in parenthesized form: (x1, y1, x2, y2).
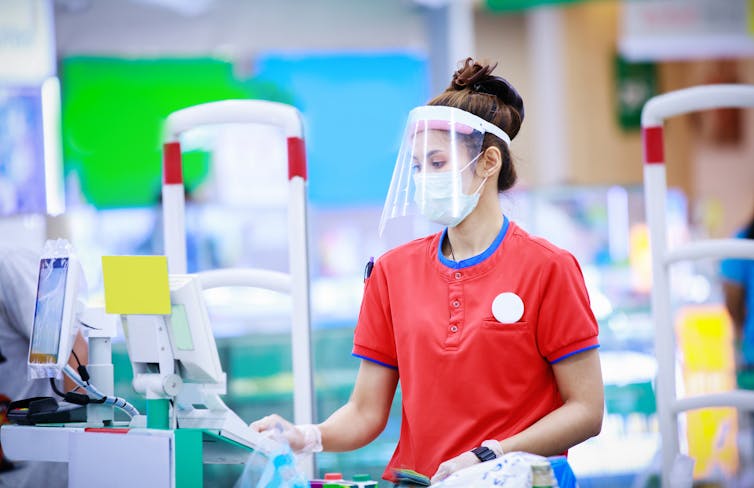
(451, 57, 525, 122)
(451, 58, 497, 90)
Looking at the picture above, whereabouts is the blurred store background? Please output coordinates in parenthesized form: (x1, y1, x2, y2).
(1, 0, 753, 486)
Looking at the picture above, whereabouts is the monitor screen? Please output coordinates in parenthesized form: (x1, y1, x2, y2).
(168, 275, 224, 386)
(29, 257, 69, 364)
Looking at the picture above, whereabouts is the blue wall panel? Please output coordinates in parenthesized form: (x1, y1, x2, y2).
(255, 52, 429, 207)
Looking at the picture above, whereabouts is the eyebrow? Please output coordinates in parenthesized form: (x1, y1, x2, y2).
(412, 149, 443, 162)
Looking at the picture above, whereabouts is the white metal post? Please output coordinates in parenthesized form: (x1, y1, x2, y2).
(288, 173, 315, 476)
(642, 84, 754, 487)
(162, 100, 315, 477)
(162, 141, 187, 274)
(643, 156, 678, 486)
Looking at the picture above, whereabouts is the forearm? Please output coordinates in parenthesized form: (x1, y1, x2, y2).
(250, 360, 396, 453)
(64, 331, 88, 391)
(498, 400, 602, 456)
(319, 399, 388, 452)
(723, 282, 745, 329)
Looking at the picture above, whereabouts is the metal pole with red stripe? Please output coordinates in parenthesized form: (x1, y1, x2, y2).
(161, 100, 314, 475)
(641, 84, 754, 487)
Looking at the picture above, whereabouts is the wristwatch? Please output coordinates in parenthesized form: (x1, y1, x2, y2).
(470, 446, 497, 462)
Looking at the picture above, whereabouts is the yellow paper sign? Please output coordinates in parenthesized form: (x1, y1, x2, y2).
(102, 255, 171, 314)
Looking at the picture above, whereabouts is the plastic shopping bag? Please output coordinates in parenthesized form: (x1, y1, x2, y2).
(234, 438, 307, 488)
(432, 451, 560, 488)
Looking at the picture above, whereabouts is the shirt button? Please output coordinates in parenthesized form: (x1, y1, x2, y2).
(454, 272, 462, 279)
(452, 300, 460, 308)
(450, 325, 458, 332)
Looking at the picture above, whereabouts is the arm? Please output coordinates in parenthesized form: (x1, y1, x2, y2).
(320, 359, 399, 450)
(64, 331, 89, 391)
(251, 359, 398, 452)
(432, 349, 603, 482)
(723, 281, 746, 340)
(498, 348, 603, 455)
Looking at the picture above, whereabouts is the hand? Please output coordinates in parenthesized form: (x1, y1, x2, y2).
(431, 451, 479, 483)
(249, 414, 322, 454)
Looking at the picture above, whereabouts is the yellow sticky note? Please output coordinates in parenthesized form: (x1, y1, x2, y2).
(102, 255, 171, 315)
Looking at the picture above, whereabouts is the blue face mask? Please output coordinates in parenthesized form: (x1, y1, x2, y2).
(412, 154, 487, 227)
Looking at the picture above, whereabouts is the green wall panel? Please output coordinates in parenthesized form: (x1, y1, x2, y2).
(61, 57, 292, 209)
(486, 0, 590, 12)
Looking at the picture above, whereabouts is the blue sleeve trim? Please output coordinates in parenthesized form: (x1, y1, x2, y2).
(352, 353, 398, 370)
(549, 344, 600, 364)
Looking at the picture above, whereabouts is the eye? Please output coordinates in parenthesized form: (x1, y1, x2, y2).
(429, 157, 447, 170)
(411, 163, 421, 174)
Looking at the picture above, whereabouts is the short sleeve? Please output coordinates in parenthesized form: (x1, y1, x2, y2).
(536, 251, 600, 364)
(721, 257, 746, 285)
(720, 229, 751, 285)
(0, 246, 40, 339)
(352, 259, 398, 369)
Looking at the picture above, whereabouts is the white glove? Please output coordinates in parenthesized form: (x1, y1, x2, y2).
(295, 423, 323, 454)
(481, 439, 505, 458)
(249, 414, 322, 454)
(431, 440, 504, 484)
(431, 451, 479, 483)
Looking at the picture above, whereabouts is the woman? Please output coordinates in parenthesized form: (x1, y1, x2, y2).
(251, 58, 604, 484)
(721, 206, 754, 384)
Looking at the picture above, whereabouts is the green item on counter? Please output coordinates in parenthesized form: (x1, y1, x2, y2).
(353, 474, 371, 481)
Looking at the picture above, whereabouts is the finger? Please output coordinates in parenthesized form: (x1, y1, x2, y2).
(431, 465, 450, 483)
(249, 415, 277, 432)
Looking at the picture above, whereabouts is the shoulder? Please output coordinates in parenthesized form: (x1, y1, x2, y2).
(505, 221, 578, 267)
(735, 226, 754, 239)
(0, 245, 39, 279)
(376, 233, 438, 268)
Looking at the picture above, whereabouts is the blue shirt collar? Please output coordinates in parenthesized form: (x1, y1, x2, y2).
(437, 216, 510, 269)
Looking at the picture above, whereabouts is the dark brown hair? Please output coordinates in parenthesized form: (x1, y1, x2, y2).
(428, 58, 524, 192)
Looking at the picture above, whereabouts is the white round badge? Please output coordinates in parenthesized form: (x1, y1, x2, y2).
(491, 292, 524, 324)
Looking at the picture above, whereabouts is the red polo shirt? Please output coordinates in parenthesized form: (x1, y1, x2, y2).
(352, 217, 599, 481)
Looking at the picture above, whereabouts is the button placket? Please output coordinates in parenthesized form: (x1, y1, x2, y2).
(445, 279, 464, 347)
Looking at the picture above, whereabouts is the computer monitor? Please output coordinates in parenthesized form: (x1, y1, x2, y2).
(122, 274, 225, 394)
(122, 273, 278, 458)
(28, 255, 80, 379)
(167, 274, 225, 387)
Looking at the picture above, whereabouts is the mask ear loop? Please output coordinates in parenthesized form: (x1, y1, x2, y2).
(459, 151, 489, 196)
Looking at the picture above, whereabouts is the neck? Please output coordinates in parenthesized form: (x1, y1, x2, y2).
(444, 192, 504, 261)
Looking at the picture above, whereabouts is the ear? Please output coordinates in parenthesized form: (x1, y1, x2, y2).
(476, 146, 502, 179)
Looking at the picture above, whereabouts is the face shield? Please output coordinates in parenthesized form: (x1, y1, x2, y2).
(379, 105, 511, 236)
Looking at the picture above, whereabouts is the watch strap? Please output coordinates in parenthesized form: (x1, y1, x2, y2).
(470, 445, 497, 462)
(481, 439, 505, 458)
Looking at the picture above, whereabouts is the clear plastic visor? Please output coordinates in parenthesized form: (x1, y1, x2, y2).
(379, 106, 506, 236)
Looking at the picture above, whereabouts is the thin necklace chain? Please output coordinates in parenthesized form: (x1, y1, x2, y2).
(447, 236, 457, 262)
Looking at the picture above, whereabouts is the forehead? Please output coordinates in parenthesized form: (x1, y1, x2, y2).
(410, 130, 473, 155)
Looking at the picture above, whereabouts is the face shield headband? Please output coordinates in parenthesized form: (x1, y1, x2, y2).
(378, 106, 511, 236)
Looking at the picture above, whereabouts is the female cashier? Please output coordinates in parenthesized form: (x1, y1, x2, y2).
(251, 58, 604, 484)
